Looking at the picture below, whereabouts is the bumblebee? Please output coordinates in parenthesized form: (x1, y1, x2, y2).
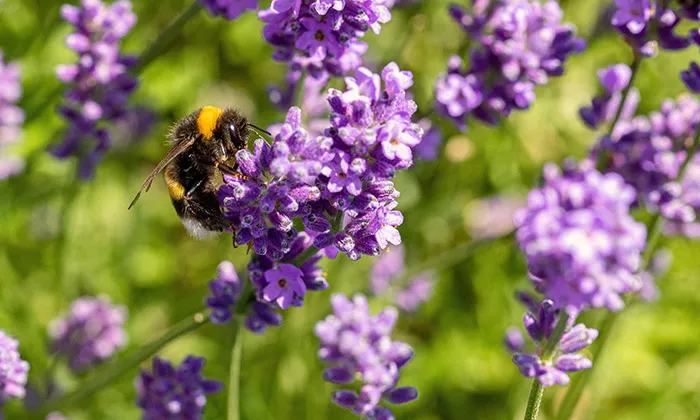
(129, 106, 257, 239)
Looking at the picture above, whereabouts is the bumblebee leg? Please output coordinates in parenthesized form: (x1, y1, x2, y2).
(185, 178, 205, 197)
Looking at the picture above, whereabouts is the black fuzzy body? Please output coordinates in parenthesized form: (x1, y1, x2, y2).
(164, 107, 249, 238)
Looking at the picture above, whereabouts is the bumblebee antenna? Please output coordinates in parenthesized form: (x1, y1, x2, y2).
(246, 123, 271, 137)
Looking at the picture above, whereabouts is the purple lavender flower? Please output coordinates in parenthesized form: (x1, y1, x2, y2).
(48, 296, 128, 372)
(0, 50, 24, 180)
(579, 63, 640, 134)
(52, 0, 138, 179)
(681, 62, 700, 93)
(514, 160, 647, 311)
(259, 0, 392, 80)
(245, 232, 328, 333)
(612, 0, 695, 56)
(412, 119, 442, 161)
(221, 63, 422, 262)
(436, 1, 585, 130)
(205, 261, 244, 324)
(198, 0, 258, 20)
(315, 294, 418, 418)
(370, 246, 434, 312)
(0, 330, 29, 406)
(512, 300, 598, 387)
(135, 356, 222, 420)
(504, 327, 525, 353)
(593, 95, 700, 223)
(638, 248, 672, 302)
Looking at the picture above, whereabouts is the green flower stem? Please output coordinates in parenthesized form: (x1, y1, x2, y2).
(595, 55, 642, 171)
(55, 177, 81, 298)
(24, 1, 202, 125)
(38, 309, 209, 414)
(607, 56, 641, 137)
(523, 380, 544, 420)
(132, 2, 203, 73)
(556, 126, 700, 420)
(227, 319, 244, 420)
(521, 310, 569, 420)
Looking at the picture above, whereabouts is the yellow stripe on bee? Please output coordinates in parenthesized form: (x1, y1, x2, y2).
(167, 180, 185, 200)
(197, 106, 223, 140)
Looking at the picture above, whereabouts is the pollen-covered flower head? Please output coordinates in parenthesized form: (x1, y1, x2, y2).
(315, 293, 418, 419)
(0, 330, 29, 404)
(436, 0, 586, 130)
(135, 356, 222, 420)
(514, 160, 647, 311)
(511, 300, 598, 387)
(48, 296, 128, 372)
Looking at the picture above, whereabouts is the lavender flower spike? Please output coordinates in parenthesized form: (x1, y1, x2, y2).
(512, 300, 598, 387)
(514, 160, 646, 311)
(52, 0, 138, 179)
(198, 0, 258, 20)
(48, 296, 128, 372)
(205, 261, 244, 324)
(135, 356, 222, 420)
(436, 1, 585, 130)
(315, 294, 418, 419)
(0, 330, 29, 405)
(0, 50, 25, 180)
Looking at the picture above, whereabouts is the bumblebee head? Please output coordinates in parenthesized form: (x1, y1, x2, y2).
(195, 106, 250, 164)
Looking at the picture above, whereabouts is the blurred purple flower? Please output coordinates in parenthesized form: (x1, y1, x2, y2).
(52, 0, 138, 179)
(464, 195, 524, 240)
(638, 248, 672, 302)
(504, 327, 525, 353)
(412, 119, 442, 161)
(681, 62, 700, 93)
(0, 50, 24, 180)
(135, 356, 222, 420)
(315, 294, 418, 418)
(436, 1, 585, 130)
(0, 330, 29, 406)
(48, 296, 128, 372)
(259, 0, 392, 81)
(205, 261, 244, 324)
(198, 0, 258, 20)
(370, 246, 434, 312)
(512, 300, 598, 387)
(593, 95, 700, 224)
(111, 106, 156, 148)
(611, 0, 695, 56)
(514, 160, 646, 311)
(579, 63, 640, 134)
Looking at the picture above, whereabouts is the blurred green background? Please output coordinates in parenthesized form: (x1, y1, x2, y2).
(1, 0, 700, 419)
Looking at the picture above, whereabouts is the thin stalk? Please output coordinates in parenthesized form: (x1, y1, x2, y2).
(523, 380, 544, 420)
(38, 310, 209, 414)
(556, 126, 700, 420)
(607, 57, 641, 137)
(227, 319, 244, 420)
(55, 178, 80, 298)
(132, 2, 203, 73)
(393, 232, 512, 287)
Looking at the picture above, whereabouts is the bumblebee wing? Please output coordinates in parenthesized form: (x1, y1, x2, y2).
(128, 136, 198, 209)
